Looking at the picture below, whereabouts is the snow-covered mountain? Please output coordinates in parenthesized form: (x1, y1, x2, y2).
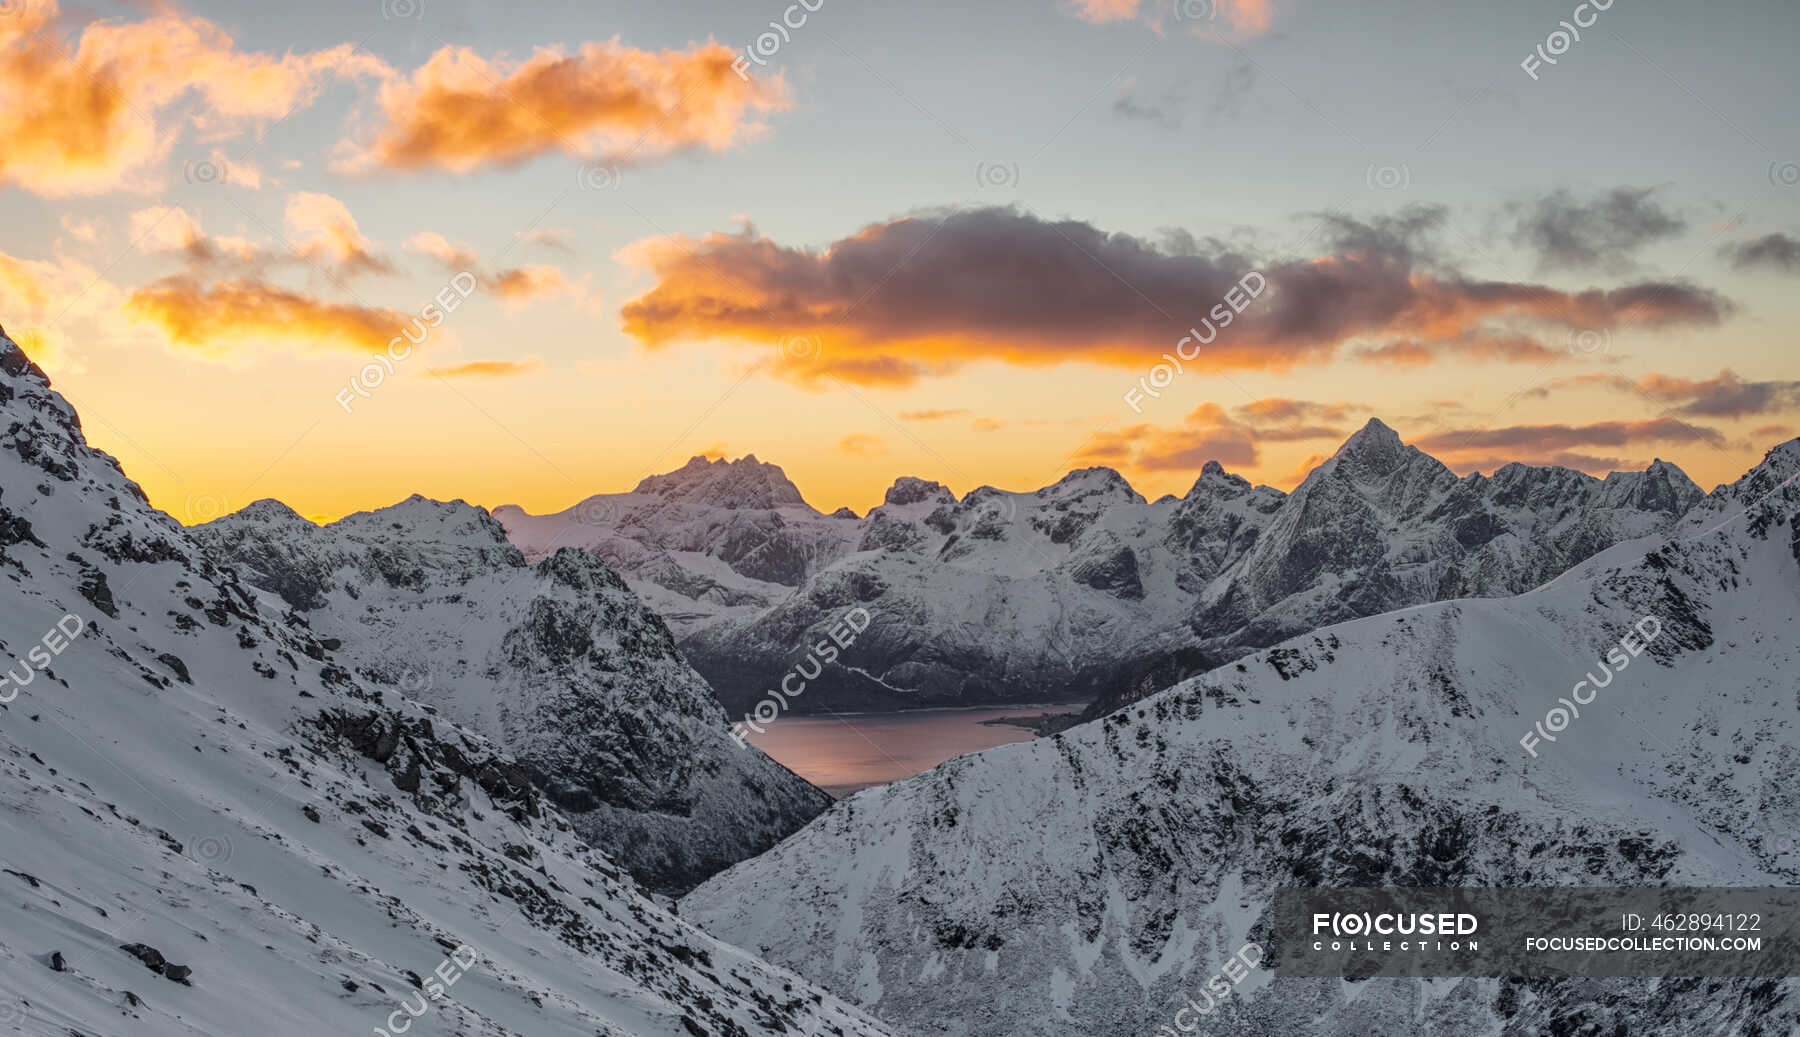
(498, 423, 1701, 717)
(0, 328, 892, 1037)
(682, 436, 1800, 1036)
(194, 490, 830, 896)
(493, 455, 862, 636)
(1072, 417, 1705, 724)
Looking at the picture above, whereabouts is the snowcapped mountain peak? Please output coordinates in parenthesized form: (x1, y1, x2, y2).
(1183, 459, 1262, 500)
(230, 497, 314, 527)
(1680, 436, 1800, 529)
(631, 454, 810, 510)
(1043, 465, 1143, 505)
(883, 475, 954, 507)
(2, 324, 38, 378)
(1326, 415, 1414, 473)
(332, 493, 512, 546)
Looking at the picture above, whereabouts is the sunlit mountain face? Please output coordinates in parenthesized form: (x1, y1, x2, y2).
(2, 1, 1798, 1034)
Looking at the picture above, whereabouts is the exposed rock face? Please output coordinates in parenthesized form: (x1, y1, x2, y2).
(684, 437, 1800, 1037)
(196, 491, 832, 896)
(499, 421, 1701, 716)
(0, 328, 892, 1037)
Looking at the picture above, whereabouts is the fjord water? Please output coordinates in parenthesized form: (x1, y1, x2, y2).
(742, 705, 1084, 797)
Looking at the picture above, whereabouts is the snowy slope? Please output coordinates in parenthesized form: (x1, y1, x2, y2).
(509, 426, 1699, 716)
(683, 439, 1800, 1036)
(0, 328, 893, 1037)
(194, 492, 831, 896)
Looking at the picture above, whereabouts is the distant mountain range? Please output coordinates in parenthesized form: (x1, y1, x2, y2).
(683, 432, 1800, 1036)
(494, 421, 1704, 720)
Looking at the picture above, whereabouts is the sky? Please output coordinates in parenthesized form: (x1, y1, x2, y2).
(0, 0, 1796, 523)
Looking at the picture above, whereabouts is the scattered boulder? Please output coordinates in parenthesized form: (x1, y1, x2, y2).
(118, 943, 192, 985)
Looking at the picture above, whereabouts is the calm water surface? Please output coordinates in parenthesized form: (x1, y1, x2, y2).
(743, 704, 1085, 797)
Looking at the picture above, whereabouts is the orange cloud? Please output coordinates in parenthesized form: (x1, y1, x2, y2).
(125, 276, 410, 355)
(0, 246, 133, 373)
(1531, 368, 1800, 418)
(285, 193, 393, 280)
(130, 206, 269, 269)
(405, 232, 480, 270)
(426, 358, 543, 378)
(1063, 0, 1276, 35)
(341, 40, 788, 174)
(1065, 0, 1142, 22)
(0, 0, 387, 196)
(837, 433, 885, 457)
(618, 207, 1726, 387)
(1076, 398, 1355, 475)
(1276, 452, 1329, 489)
(1415, 418, 1726, 454)
(1076, 403, 1262, 471)
(0, 252, 51, 310)
(405, 234, 570, 304)
(488, 265, 570, 303)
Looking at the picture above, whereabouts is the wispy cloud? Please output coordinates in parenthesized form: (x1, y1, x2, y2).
(426, 358, 543, 378)
(125, 276, 410, 355)
(1721, 232, 1800, 273)
(1507, 186, 1686, 273)
(339, 41, 788, 174)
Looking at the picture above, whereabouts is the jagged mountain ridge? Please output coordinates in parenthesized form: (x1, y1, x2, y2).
(194, 489, 831, 896)
(0, 328, 893, 1037)
(496, 420, 1702, 716)
(494, 456, 862, 635)
(682, 436, 1800, 1037)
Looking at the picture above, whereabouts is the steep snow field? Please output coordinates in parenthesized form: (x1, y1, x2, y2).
(0, 330, 892, 1036)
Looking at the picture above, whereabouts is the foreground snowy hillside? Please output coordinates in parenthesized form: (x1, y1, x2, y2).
(0, 329, 892, 1036)
(499, 424, 1702, 717)
(196, 493, 829, 895)
(684, 437, 1800, 1036)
